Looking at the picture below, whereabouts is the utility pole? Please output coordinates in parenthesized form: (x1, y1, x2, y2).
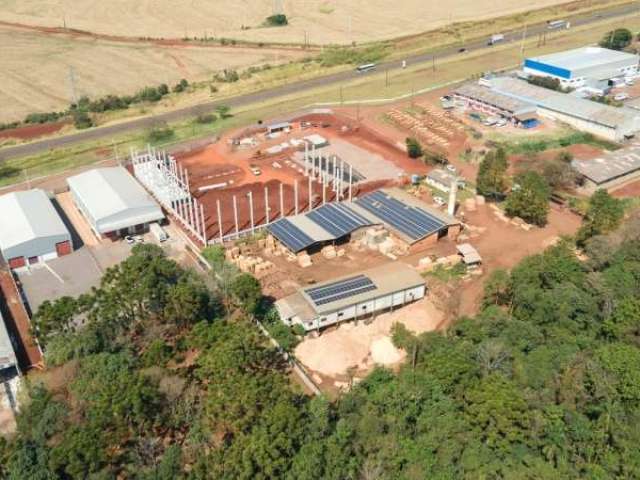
(68, 66, 78, 105)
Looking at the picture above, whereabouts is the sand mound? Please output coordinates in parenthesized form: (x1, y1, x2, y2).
(295, 297, 443, 379)
(371, 336, 405, 365)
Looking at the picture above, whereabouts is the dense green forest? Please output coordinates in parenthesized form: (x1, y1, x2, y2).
(2, 206, 640, 479)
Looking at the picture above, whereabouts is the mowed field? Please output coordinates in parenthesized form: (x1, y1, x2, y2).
(0, 25, 305, 123)
(0, 0, 577, 44)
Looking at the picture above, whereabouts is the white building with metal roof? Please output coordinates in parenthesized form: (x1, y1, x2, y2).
(67, 166, 164, 239)
(572, 145, 640, 191)
(524, 47, 638, 89)
(276, 262, 425, 331)
(0, 310, 18, 374)
(489, 77, 640, 141)
(0, 189, 72, 270)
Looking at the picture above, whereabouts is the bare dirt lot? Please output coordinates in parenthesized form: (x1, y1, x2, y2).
(0, 24, 304, 123)
(295, 297, 443, 385)
(174, 112, 421, 241)
(0, 0, 576, 44)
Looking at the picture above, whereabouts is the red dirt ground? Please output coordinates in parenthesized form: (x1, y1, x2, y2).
(611, 178, 640, 198)
(174, 112, 412, 241)
(0, 267, 43, 370)
(456, 203, 582, 317)
(0, 121, 67, 141)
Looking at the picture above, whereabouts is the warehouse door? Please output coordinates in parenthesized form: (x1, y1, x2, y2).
(8, 257, 25, 269)
(55, 240, 72, 256)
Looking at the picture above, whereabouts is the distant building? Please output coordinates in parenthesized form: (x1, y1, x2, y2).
(572, 145, 640, 192)
(453, 83, 539, 127)
(489, 77, 640, 141)
(426, 168, 459, 193)
(275, 262, 425, 331)
(67, 166, 164, 240)
(524, 47, 639, 89)
(0, 189, 72, 270)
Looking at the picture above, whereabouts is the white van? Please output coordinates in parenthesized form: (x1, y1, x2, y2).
(150, 222, 168, 242)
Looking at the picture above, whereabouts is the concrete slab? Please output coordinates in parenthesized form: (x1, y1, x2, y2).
(17, 248, 102, 313)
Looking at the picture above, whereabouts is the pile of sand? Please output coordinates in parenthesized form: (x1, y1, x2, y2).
(295, 298, 443, 378)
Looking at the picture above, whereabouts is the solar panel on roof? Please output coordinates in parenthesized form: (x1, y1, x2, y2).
(355, 191, 446, 242)
(307, 203, 373, 238)
(267, 219, 315, 252)
(305, 274, 377, 306)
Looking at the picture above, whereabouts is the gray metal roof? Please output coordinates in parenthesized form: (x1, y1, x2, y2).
(427, 168, 457, 187)
(454, 83, 536, 115)
(526, 47, 637, 72)
(281, 262, 425, 317)
(572, 146, 640, 184)
(0, 310, 17, 371)
(67, 167, 163, 232)
(0, 189, 69, 253)
(490, 77, 639, 129)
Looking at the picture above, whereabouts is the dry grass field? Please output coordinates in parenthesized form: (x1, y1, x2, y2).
(0, 0, 579, 44)
(0, 25, 305, 123)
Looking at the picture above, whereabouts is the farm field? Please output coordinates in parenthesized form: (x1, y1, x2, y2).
(0, 25, 304, 123)
(0, 0, 580, 44)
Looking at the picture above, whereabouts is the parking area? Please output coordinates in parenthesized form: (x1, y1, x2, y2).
(16, 248, 103, 314)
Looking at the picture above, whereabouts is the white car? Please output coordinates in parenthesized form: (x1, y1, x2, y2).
(125, 235, 135, 245)
(446, 164, 457, 173)
(614, 93, 629, 101)
(433, 196, 446, 206)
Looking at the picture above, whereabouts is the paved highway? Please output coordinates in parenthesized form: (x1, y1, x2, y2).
(1, 3, 638, 162)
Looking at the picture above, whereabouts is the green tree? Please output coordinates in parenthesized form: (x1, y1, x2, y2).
(215, 105, 231, 118)
(504, 171, 550, 226)
(476, 148, 508, 200)
(32, 296, 78, 347)
(600, 28, 633, 50)
(405, 137, 423, 158)
(577, 189, 624, 245)
(230, 273, 262, 314)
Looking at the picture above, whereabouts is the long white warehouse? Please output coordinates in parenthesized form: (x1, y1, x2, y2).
(0, 189, 72, 270)
(275, 262, 425, 332)
(67, 166, 164, 240)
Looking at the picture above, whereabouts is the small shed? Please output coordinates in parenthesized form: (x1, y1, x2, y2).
(267, 122, 291, 134)
(457, 243, 482, 266)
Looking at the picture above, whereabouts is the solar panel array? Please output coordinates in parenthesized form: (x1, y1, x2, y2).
(307, 203, 373, 238)
(267, 219, 315, 253)
(356, 190, 446, 242)
(305, 274, 377, 306)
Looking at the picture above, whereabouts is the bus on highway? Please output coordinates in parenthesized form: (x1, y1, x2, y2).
(356, 63, 377, 73)
(547, 19, 570, 29)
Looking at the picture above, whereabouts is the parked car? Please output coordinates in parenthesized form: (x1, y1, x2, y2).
(446, 164, 457, 173)
(614, 93, 629, 101)
(433, 196, 446, 206)
(125, 235, 135, 245)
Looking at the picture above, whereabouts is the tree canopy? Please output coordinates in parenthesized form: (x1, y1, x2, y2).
(476, 148, 508, 200)
(5, 219, 640, 479)
(504, 171, 551, 226)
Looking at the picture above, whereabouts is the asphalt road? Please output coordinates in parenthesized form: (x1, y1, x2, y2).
(1, 3, 637, 163)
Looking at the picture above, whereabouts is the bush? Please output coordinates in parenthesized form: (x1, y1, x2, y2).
(526, 75, 565, 92)
(317, 44, 389, 67)
(24, 111, 64, 124)
(406, 137, 423, 158)
(195, 113, 217, 124)
(158, 83, 169, 96)
(265, 14, 288, 26)
(146, 125, 175, 143)
(73, 111, 93, 130)
(136, 86, 163, 102)
(423, 151, 448, 165)
(172, 79, 189, 93)
(213, 69, 239, 83)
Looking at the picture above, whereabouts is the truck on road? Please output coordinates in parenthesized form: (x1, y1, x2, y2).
(488, 33, 504, 45)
